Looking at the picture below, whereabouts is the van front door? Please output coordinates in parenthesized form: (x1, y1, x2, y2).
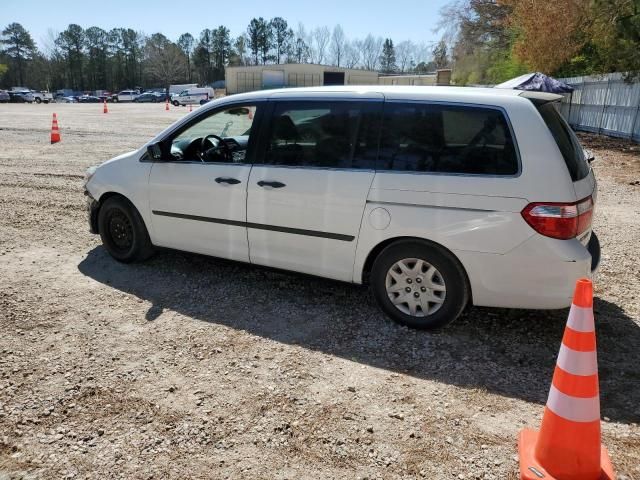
(246, 98, 382, 281)
(148, 103, 261, 261)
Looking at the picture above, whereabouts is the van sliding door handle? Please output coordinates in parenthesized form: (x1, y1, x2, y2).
(257, 180, 286, 188)
(215, 177, 241, 185)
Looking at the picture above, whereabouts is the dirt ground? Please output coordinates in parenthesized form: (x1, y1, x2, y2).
(0, 103, 638, 480)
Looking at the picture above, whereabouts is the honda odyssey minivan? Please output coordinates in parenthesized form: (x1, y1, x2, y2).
(84, 86, 600, 329)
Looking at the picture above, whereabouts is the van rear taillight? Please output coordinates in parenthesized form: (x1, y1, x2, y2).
(521, 196, 594, 240)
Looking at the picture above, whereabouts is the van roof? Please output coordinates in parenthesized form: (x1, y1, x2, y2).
(220, 85, 563, 104)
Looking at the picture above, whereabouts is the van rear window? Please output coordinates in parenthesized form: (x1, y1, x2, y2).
(536, 103, 590, 181)
(378, 103, 519, 175)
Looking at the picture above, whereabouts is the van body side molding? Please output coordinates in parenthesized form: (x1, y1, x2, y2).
(152, 210, 355, 242)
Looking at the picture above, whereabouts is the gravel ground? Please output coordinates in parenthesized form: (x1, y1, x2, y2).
(0, 103, 638, 480)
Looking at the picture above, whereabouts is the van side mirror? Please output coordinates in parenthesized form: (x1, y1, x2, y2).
(147, 142, 164, 160)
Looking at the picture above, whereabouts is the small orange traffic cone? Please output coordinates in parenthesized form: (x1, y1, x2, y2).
(165, 99, 169, 111)
(189, 103, 192, 112)
(103, 99, 108, 114)
(50, 113, 61, 144)
(518, 278, 615, 480)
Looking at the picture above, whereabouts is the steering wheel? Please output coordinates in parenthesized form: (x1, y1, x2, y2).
(199, 134, 232, 162)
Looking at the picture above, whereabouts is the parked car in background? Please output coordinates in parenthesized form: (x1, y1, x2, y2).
(171, 87, 214, 106)
(8, 91, 34, 103)
(0, 90, 9, 103)
(134, 92, 164, 103)
(78, 95, 102, 103)
(84, 85, 600, 330)
(31, 91, 54, 103)
(153, 92, 169, 102)
(54, 95, 77, 103)
(111, 90, 139, 102)
(9, 87, 49, 102)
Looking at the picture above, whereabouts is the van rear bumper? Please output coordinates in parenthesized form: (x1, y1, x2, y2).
(456, 232, 600, 310)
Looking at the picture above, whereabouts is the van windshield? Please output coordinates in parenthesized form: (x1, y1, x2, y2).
(536, 102, 590, 181)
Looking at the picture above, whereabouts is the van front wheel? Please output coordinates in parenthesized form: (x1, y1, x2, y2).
(98, 196, 154, 263)
(370, 241, 469, 330)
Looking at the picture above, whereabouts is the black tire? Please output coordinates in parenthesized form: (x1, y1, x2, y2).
(98, 196, 154, 263)
(370, 240, 469, 330)
(172, 100, 179, 107)
(35, 97, 42, 104)
(113, 97, 119, 103)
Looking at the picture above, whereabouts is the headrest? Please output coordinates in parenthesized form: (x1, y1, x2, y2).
(273, 115, 298, 141)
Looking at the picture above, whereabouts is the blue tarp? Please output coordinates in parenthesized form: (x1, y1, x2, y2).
(495, 72, 574, 94)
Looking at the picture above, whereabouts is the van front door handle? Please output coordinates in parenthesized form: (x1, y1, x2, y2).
(257, 180, 286, 188)
(215, 177, 241, 185)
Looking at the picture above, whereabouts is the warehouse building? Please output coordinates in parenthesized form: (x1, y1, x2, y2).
(225, 64, 386, 95)
(378, 69, 452, 86)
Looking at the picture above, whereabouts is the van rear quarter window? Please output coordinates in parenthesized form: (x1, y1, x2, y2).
(536, 102, 590, 181)
(379, 103, 519, 175)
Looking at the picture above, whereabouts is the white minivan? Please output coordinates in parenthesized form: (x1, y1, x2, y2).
(172, 87, 215, 106)
(84, 86, 600, 329)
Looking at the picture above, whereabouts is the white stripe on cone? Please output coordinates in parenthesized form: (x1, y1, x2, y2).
(566, 304, 596, 332)
(556, 344, 598, 376)
(547, 384, 600, 422)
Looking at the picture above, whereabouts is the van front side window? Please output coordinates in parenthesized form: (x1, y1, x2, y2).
(169, 105, 258, 163)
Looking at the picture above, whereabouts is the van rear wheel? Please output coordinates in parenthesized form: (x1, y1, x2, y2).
(370, 240, 469, 330)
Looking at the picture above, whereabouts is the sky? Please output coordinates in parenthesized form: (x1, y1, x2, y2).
(2, 0, 452, 49)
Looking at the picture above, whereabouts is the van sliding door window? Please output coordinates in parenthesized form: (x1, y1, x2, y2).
(264, 101, 381, 169)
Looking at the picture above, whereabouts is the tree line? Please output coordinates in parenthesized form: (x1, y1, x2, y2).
(440, 0, 640, 85)
(0, 19, 447, 92)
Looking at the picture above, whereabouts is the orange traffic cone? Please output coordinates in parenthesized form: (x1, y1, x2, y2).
(165, 99, 169, 111)
(103, 99, 108, 114)
(518, 278, 615, 480)
(189, 103, 192, 112)
(50, 113, 61, 144)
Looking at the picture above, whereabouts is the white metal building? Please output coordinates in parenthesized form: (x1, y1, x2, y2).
(378, 69, 452, 87)
(225, 64, 453, 95)
(225, 64, 380, 95)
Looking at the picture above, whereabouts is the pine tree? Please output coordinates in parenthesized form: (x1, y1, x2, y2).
(432, 40, 449, 69)
(0, 22, 37, 86)
(379, 38, 397, 73)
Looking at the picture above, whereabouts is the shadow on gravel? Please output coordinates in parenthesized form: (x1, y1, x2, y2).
(78, 246, 640, 424)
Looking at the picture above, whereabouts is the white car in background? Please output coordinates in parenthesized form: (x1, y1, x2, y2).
(171, 87, 214, 106)
(84, 86, 600, 330)
(31, 91, 54, 103)
(112, 90, 139, 102)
